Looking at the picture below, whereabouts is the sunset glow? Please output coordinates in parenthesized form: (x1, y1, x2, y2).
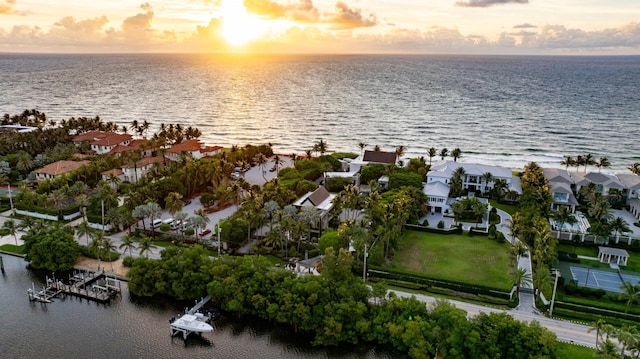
(219, 1, 266, 47)
(0, 1, 639, 54)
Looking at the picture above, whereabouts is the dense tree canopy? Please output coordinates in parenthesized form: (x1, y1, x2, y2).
(23, 223, 80, 271)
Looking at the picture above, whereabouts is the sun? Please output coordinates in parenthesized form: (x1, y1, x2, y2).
(220, 1, 266, 46)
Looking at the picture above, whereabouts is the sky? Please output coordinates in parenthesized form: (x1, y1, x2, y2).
(1, 0, 639, 54)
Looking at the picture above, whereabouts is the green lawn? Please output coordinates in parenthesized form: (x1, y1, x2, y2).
(0, 244, 24, 254)
(555, 342, 596, 358)
(489, 199, 518, 216)
(557, 244, 640, 272)
(390, 230, 513, 290)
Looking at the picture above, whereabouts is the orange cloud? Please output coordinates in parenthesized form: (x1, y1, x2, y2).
(0, 0, 15, 15)
(329, 1, 377, 30)
(244, 0, 319, 22)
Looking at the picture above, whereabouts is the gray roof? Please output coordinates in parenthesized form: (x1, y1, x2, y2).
(423, 181, 450, 198)
(616, 173, 640, 189)
(549, 182, 579, 206)
(543, 167, 574, 185)
(308, 186, 330, 206)
(573, 172, 625, 189)
(598, 246, 629, 258)
(428, 160, 513, 179)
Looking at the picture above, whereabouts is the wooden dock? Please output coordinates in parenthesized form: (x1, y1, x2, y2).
(28, 270, 121, 304)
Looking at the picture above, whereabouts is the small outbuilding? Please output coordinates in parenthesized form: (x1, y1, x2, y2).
(598, 246, 629, 266)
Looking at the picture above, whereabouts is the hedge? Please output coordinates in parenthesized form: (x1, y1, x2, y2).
(551, 308, 639, 329)
(368, 267, 512, 300)
(404, 223, 463, 235)
(554, 301, 640, 322)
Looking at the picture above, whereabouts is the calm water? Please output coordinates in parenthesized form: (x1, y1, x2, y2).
(0, 254, 394, 358)
(1, 54, 639, 171)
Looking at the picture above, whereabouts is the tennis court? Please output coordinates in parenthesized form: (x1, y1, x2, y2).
(570, 266, 640, 294)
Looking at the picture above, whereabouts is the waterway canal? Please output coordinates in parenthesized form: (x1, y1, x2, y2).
(0, 254, 395, 358)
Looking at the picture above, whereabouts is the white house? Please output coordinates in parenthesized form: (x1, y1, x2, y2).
(543, 168, 579, 212)
(293, 186, 335, 230)
(423, 181, 450, 214)
(166, 139, 222, 161)
(426, 161, 519, 195)
(617, 173, 640, 221)
(34, 160, 90, 181)
(121, 157, 164, 182)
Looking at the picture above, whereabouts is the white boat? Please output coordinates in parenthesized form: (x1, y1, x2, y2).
(170, 313, 213, 339)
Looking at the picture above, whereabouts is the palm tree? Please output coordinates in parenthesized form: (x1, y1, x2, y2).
(102, 236, 117, 272)
(90, 231, 105, 271)
(47, 189, 67, 220)
(164, 192, 184, 216)
(584, 153, 596, 172)
(76, 194, 90, 220)
(628, 162, 640, 175)
(610, 216, 630, 238)
(512, 268, 532, 297)
(596, 157, 611, 173)
(560, 155, 576, 171)
(439, 148, 448, 161)
(358, 142, 367, 157)
(254, 153, 268, 181)
(76, 220, 94, 246)
(187, 214, 207, 237)
(395, 145, 406, 164)
(427, 147, 437, 165)
(137, 235, 153, 258)
(272, 154, 284, 175)
(553, 205, 577, 231)
(2, 219, 19, 245)
(119, 234, 137, 258)
(480, 172, 493, 195)
(451, 148, 462, 162)
(589, 319, 608, 349)
(620, 282, 640, 313)
(510, 240, 529, 265)
(315, 139, 328, 156)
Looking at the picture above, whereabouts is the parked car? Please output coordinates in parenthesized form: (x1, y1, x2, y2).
(152, 219, 162, 229)
(199, 228, 212, 237)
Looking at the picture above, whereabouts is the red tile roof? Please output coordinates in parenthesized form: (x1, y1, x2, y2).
(35, 160, 90, 176)
(122, 156, 164, 169)
(72, 130, 109, 143)
(168, 139, 202, 153)
(91, 133, 132, 146)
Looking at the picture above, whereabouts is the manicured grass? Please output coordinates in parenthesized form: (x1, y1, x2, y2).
(555, 342, 596, 358)
(0, 244, 24, 254)
(489, 199, 518, 216)
(390, 230, 513, 291)
(557, 244, 640, 272)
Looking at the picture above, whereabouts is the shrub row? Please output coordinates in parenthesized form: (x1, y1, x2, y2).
(404, 223, 463, 235)
(368, 267, 512, 300)
(552, 308, 639, 329)
(554, 301, 640, 322)
(560, 293, 640, 316)
(563, 283, 606, 299)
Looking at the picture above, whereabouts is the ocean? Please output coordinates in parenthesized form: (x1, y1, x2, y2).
(1, 53, 639, 172)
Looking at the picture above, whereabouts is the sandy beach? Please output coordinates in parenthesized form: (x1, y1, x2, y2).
(75, 256, 129, 278)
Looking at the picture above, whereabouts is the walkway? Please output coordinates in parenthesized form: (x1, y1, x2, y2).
(495, 208, 538, 315)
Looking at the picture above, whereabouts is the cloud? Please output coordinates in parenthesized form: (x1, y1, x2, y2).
(121, 3, 154, 35)
(455, 0, 528, 8)
(0, 0, 15, 15)
(328, 1, 377, 30)
(243, 0, 319, 22)
(513, 23, 536, 29)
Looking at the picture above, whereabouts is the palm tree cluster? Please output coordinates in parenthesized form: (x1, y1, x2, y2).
(629, 162, 640, 175)
(1, 109, 51, 128)
(560, 153, 611, 173)
(589, 319, 640, 358)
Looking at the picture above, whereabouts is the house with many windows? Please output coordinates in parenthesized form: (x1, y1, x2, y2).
(166, 139, 222, 161)
(72, 131, 133, 155)
(34, 160, 90, 181)
(616, 173, 640, 221)
(121, 157, 164, 182)
(426, 161, 519, 195)
(542, 168, 579, 213)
